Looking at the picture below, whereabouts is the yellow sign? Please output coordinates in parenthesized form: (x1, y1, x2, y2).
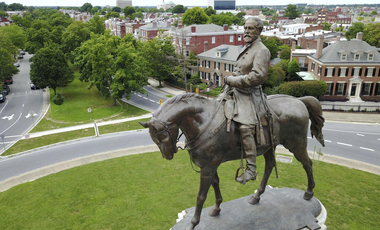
(159, 99, 163, 105)
(196, 87, 199, 95)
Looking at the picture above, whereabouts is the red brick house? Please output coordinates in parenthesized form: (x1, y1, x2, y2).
(170, 23, 245, 56)
(307, 33, 380, 102)
(139, 21, 172, 41)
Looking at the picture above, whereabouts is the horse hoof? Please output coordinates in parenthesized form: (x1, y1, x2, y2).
(303, 190, 314, 200)
(249, 196, 260, 205)
(209, 207, 221, 217)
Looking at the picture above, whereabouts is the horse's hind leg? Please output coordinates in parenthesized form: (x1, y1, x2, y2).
(249, 148, 275, 205)
(209, 171, 223, 217)
(292, 147, 315, 200)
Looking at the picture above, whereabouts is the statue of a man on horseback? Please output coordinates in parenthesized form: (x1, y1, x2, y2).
(223, 17, 271, 184)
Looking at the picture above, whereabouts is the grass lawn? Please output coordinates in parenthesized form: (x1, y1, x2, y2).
(2, 118, 151, 156)
(0, 151, 379, 229)
(32, 71, 149, 132)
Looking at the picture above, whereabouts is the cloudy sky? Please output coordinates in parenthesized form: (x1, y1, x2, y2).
(3, 0, 379, 7)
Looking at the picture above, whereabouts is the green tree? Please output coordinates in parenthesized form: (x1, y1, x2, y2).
(89, 14, 105, 35)
(262, 65, 285, 93)
(80, 3, 93, 12)
(0, 24, 26, 49)
(276, 59, 289, 75)
(357, 16, 364, 22)
(132, 11, 144, 20)
(288, 58, 300, 81)
(345, 22, 364, 40)
(105, 11, 120, 19)
(61, 20, 91, 57)
(0, 11, 7, 17)
(91, 6, 100, 15)
(0, 48, 19, 83)
(30, 43, 74, 95)
(284, 4, 300, 19)
(0, 30, 18, 59)
(25, 26, 53, 54)
(203, 6, 216, 16)
(52, 92, 64, 112)
(74, 33, 148, 106)
(280, 48, 291, 60)
(321, 22, 331, 31)
(172, 5, 186, 13)
(235, 12, 246, 25)
(371, 10, 378, 16)
(0, 2, 6, 11)
(363, 23, 380, 47)
(123, 6, 136, 18)
(6, 3, 24, 11)
(112, 6, 121, 12)
(144, 31, 178, 87)
(182, 7, 209, 26)
(209, 13, 233, 26)
(261, 36, 282, 59)
(359, 11, 364, 16)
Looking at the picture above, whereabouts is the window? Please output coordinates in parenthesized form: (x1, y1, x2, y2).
(215, 62, 220, 69)
(185, 50, 190, 57)
(375, 83, 380, 95)
(226, 64, 230, 72)
(339, 67, 347, 77)
(206, 60, 210, 68)
(341, 54, 347, 61)
(230, 36, 233, 42)
(317, 66, 322, 76)
(366, 68, 375, 77)
(362, 83, 371, 96)
(238, 35, 242, 41)
(326, 67, 334, 77)
(299, 58, 305, 67)
(199, 60, 203, 67)
(368, 54, 374, 61)
(336, 83, 346, 96)
(307, 43, 309, 49)
(186, 37, 190, 45)
(199, 71, 203, 79)
(355, 54, 360, 60)
(212, 37, 215, 44)
(353, 67, 360, 77)
(206, 72, 210, 80)
(216, 51, 221, 57)
(313, 44, 316, 49)
(311, 62, 315, 71)
(325, 83, 333, 95)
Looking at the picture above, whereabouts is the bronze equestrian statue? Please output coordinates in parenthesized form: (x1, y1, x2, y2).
(140, 17, 325, 230)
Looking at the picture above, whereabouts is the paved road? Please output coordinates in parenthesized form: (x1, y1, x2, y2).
(0, 53, 43, 150)
(123, 85, 169, 112)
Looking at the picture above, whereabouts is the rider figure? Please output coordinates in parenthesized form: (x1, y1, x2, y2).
(224, 17, 271, 184)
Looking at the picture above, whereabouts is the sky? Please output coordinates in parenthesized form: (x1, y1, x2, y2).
(3, 0, 380, 7)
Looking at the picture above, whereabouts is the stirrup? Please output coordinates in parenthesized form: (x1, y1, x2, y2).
(235, 166, 246, 184)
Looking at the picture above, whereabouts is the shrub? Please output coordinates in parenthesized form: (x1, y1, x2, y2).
(277, 80, 327, 97)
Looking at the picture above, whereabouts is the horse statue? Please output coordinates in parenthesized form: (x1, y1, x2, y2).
(139, 93, 325, 230)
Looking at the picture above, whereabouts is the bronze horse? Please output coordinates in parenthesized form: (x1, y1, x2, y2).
(139, 93, 325, 230)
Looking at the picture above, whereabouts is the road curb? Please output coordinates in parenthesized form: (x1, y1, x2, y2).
(1, 144, 379, 193)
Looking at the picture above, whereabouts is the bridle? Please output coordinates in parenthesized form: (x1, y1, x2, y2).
(151, 117, 179, 153)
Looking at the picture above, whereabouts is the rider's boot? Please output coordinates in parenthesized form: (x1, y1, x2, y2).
(236, 126, 257, 184)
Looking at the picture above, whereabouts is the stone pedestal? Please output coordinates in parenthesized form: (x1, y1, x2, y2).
(171, 187, 327, 230)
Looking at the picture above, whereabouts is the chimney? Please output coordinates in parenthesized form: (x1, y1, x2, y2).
(204, 41, 208, 52)
(292, 41, 296, 51)
(356, 32, 363, 40)
(315, 35, 324, 59)
(178, 20, 182, 29)
(167, 21, 171, 28)
(223, 24, 228, 31)
(191, 25, 196, 33)
(153, 21, 157, 28)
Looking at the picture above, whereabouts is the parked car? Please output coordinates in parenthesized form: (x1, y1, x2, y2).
(20, 50, 25, 55)
(1, 84, 10, 94)
(14, 62, 20, 67)
(5, 78, 13, 84)
(18, 54, 23, 59)
(30, 82, 40, 90)
(0, 93, 5, 103)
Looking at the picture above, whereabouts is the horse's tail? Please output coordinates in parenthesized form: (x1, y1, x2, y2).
(298, 96, 325, 147)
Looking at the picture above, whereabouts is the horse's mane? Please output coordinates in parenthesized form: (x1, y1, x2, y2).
(154, 93, 207, 117)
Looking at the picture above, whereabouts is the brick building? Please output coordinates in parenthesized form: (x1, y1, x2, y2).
(307, 33, 380, 102)
(139, 21, 172, 41)
(170, 23, 245, 56)
(197, 45, 242, 87)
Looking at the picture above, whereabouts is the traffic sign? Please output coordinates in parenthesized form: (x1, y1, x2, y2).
(159, 99, 163, 105)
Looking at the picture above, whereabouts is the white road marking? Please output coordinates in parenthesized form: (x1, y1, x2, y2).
(157, 102, 160, 104)
(360, 147, 374, 152)
(356, 134, 364, 136)
(22, 104, 24, 107)
(0, 113, 22, 135)
(137, 95, 142, 97)
(325, 140, 331, 143)
(3, 135, 22, 138)
(0, 100, 9, 114)
(149, 99, 155, 102)
(324, 128, 379, 136)
(337, 142, 352, 147)
(307, 137, 311, 139)
(142, 97, 147, 100)
(1, 114, 14, 120)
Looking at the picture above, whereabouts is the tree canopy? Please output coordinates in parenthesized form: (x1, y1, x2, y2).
(363, 23, 380, 47)
(181, 7, 209, 26)
(172, 5, 186, 14)
(203, 6, 216, 16)
(80, 3, 93, 12)
(0, 48, 19, 83)
(284, 4, 300, 19)
(287, 58, 300, 81)
(30, 43, 74, 95)
(74, 33, 148, 106)
(345, 22, 364, 40)
(123, 6, 136, 18)
(261, 36, 282, 59)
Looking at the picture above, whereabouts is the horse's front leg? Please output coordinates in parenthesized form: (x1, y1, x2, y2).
(187, 166, 215, 230)
(249, 148, 275, 204)
(209, 171, 222, 217)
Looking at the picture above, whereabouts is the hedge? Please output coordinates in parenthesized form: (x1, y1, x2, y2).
(277, 81, 327, 97)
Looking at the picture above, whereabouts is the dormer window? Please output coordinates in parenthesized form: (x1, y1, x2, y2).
(341, 54, 347, 61)
(216, 51, 221, 57)
(355, 54, 360, 60)
(338, 50, 348, 61)
(368, 54, 374, 61)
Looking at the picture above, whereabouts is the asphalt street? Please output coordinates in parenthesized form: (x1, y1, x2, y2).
(0, 53, 44, 149)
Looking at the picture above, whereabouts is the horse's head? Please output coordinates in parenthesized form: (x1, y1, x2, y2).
(139, 118, 179, 160)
